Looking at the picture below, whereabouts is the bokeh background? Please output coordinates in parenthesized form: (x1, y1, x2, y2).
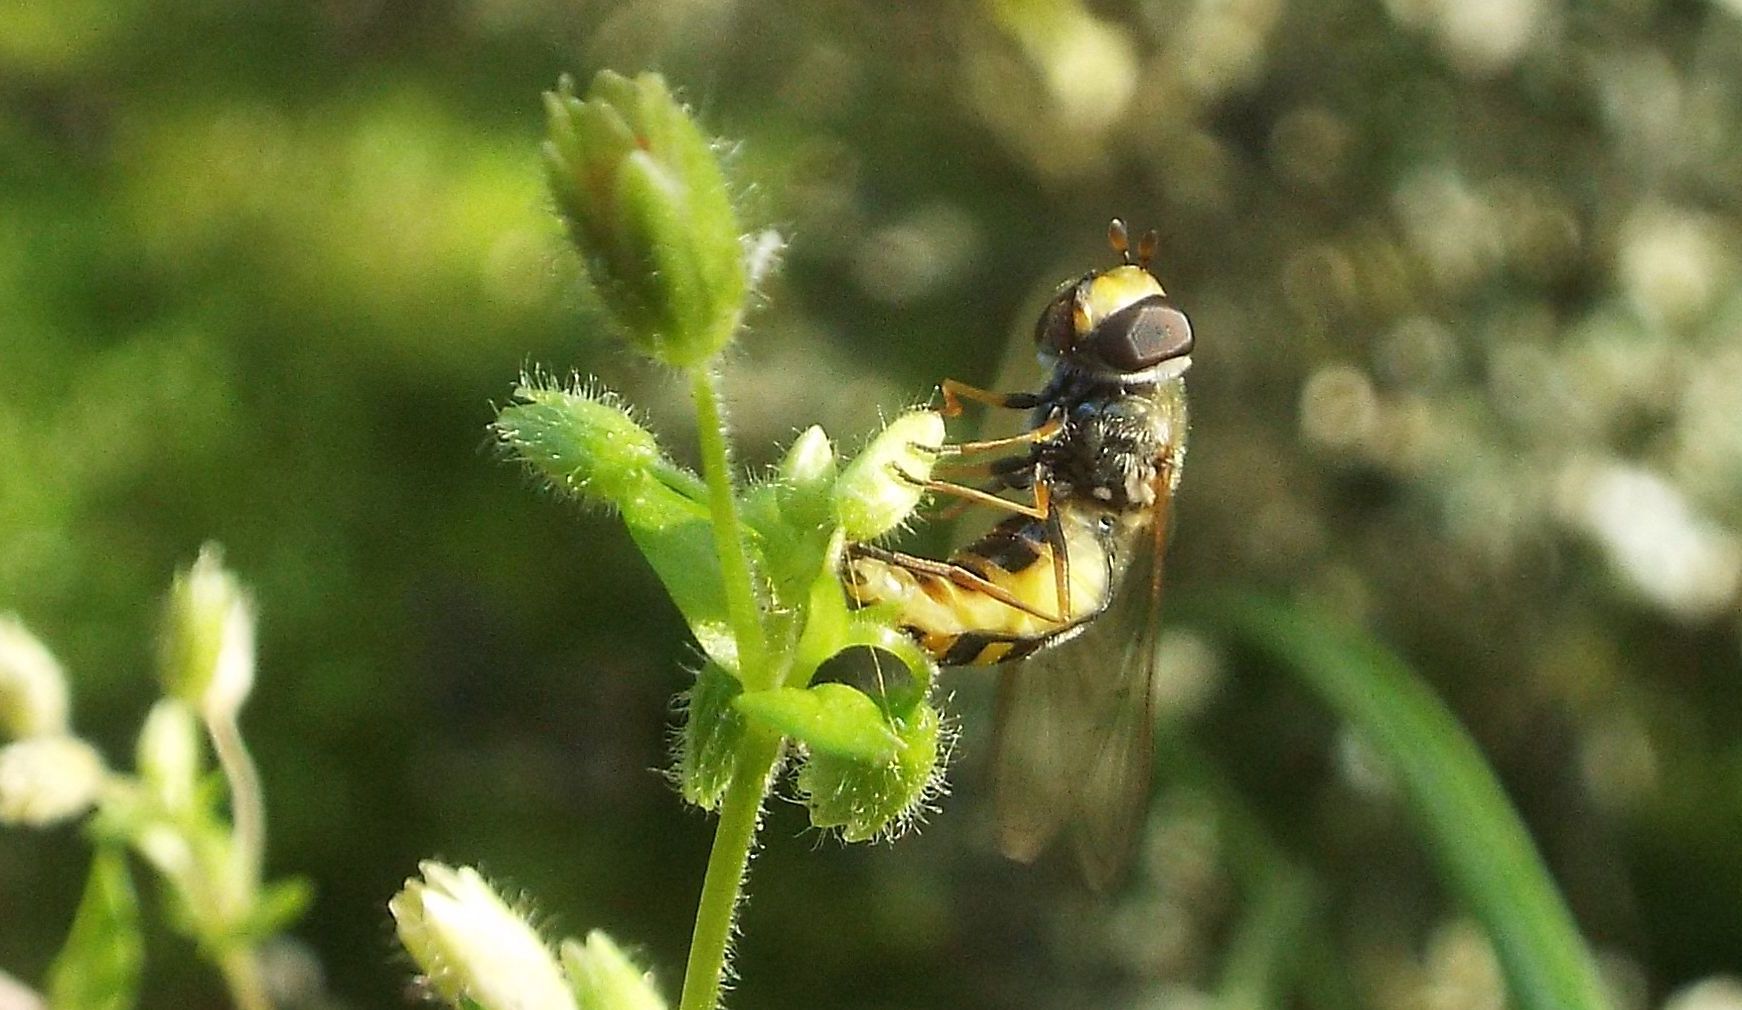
(3, 0, 1741, 1007)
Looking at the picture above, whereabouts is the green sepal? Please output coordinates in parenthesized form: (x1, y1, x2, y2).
(678, 661, 747, 810)
(47, 845, 143, 1010)
(734, 683, 900, 762)
(796, 702, 942, 842)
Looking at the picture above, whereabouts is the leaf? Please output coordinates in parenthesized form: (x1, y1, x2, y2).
(495, 383, 739, 667)
(733, 684, 900, 762)
(236, 876, 314, 943)
(623, 502, 738, 669)
(47, 846, 142, 1010)
(1215, 595, 1609, 1010)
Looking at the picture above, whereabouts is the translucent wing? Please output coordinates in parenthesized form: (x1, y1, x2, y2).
(991, 476, 1175, 889)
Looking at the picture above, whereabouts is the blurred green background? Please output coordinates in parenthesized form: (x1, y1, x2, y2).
(3, 0, 1741, 1007)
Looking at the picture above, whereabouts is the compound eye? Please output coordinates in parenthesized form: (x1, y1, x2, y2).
(1033, 290, 1078, 354)
(1095, 296, 1193, 372)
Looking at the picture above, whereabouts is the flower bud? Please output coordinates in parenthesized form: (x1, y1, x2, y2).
(773, 425, 839, 534)
(560, 931, 667, 1010)
(779, 425, 836, 489)
(390, 861, 577, 1010)
(795, 702, 944, 842)
(676, 661, 747, 811)
(159, 545, 256, 722)
(0, 616, 70, 740)
(834, 411, 946, 541)
(543, 71, 746, 367)
(0, 735, 107, 827)
(137, 699, 202, 813)
(494, 382, 671, 510)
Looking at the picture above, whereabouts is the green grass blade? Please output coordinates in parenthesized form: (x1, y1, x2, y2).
(1213, 595, 1609, 1010)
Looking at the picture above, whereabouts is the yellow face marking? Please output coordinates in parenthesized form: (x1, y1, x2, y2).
(1074, 265, 1166, 333)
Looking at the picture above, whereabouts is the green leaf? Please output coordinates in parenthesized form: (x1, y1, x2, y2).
(1215, 595, 1608, 1010)
(235, 876, 314, 943)
(47, 846, 142, 1010)
(495, 383, 740, 666)
(623, 501, 739, 670)
(678, 661, 747, 810)
(734, 684, 900, 762)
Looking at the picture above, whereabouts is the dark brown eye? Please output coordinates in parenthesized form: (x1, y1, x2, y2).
(1092, 296, 1192, 372)
(1033, 291, 1077, 354)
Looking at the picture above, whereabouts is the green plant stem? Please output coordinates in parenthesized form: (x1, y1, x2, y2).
(1213, 595, 1608, 1010)
(208, 712, 265, 888)
(687, 367, 770, 687)
(218, 948, 272, 1010)
(677, 730, 782, 1010)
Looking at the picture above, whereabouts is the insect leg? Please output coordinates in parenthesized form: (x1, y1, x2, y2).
(939, 379, 1041, 418)
(923, 413, 1065, 458)
(847, 543, 1062, 622)
(1040, 485, 1072, 621)
(890, 465, 1049, 520)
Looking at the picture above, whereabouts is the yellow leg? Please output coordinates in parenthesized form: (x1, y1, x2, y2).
(922, 413, 1064, 458)
(891, 465, 1049, 520)
(939, 378, 1039, 418)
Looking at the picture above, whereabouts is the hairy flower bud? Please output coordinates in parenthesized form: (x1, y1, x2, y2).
(834, 411, 946, 541)
(390, 862, 577, 1010)
(0, 735, 106, 827)
(0, 616, 69, 740)
(561, 931, 667, 1010)
(543, 71, 747, 367)
(159, 545, 256, 722)
(796, 702, 944, 842)
(494, 382, 673, 510)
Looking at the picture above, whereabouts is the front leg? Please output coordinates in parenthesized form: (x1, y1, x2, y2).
(939, 378, 1041, 418)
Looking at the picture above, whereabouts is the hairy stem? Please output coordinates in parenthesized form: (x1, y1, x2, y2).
(677, 730, 782, 1010)
(207, 712, 264, 890)
(687, 367, 770, 687)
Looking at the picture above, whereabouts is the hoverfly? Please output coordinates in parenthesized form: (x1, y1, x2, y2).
(843, 219, 1191, 887)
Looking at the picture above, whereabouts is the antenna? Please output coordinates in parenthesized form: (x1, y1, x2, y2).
(1137, 229, 1159, 269)
(1108, 218, 1131, 263)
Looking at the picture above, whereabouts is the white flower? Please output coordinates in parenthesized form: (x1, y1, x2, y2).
(0, 735, 106, 826)
(0, 616, 70, 740)
(390, 862, 577, 1010)
(160, 544, 257, 721)
(561, 931, 667, 1010)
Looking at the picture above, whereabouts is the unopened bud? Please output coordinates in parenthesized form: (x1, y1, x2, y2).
(137, 700, 202, 813)
(560, 931, 667, 1010)
(543, 71, 746, 367)
(834, 411, 945, 541)
(390, 861, 577, 1010)
(159, 545, 256, 722)
(796, 702, 944, 842)
(0, 616, 69, 740)
(0, 735, 106, 827)
(495, 382, 674, 510)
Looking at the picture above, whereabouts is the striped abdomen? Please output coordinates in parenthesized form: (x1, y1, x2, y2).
(843, 511, 1115, 666)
